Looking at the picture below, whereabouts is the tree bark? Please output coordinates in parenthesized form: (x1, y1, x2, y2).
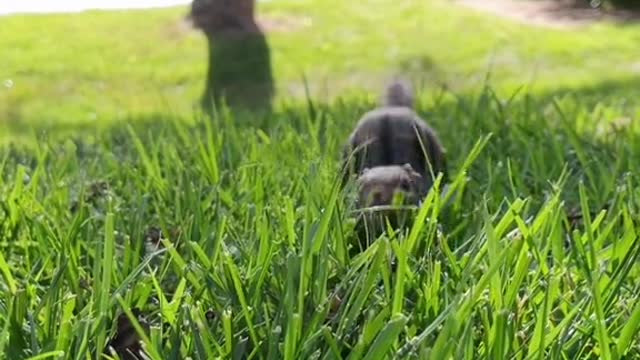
(190, 0, 257, 35)
(189, 0, 274, 112)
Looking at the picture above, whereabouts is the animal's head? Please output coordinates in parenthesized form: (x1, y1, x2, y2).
(356, 163, 424, 208)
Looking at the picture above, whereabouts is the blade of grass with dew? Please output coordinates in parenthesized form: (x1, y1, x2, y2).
(283, 252, 300, 360)
(335, 259, 373, 338)
(62, 211, 89, 295)
(430, 240, 513, 357)
(36, 256, 66, 343)
(54, 295, 76, 354)
(283, 196, 297, 251)
(484, 209, 504, 312)
(221, 308, 233, 356)
(452, 199, 525, 298)
(197, 112, 221, 184)
(603, 215, 640, 316)
(579, 184, 613, 360)
(390, 240, 407, 317)
(436, 134, 490, 214)
(405, 174, 439, 254)
(24, 351, 66, 360)
(616, 298, 640, 357)
(224, 250, 259, 351)
(71, 311, 92, 360)
(542, 298, 586, 352)
(298, 325, 332, 358)
(526, 270, 552, 360)
(114, 295, 164, 360)
(319, 326, 343, 360)
(348, 307, 391, 360)
(361, 314, 408, 360)
(341, 237, 387, 334)
(94, 209, 115, 355)
(150, 274, 184, 324)
(0, 299, 12, 355)
(251, 210, 275, 309)
(0, 251, 16, 295)
(423, 260, 442, 316)
(503, 234, 529, 310)
(161, 238, 203, 293)
(551, 100, 599, 196)
(427, 314, 457, 359)
(189, 241, 213, 270)
(186, 307, 219, 359)
(489, 309, 509, 359)
(108, 247, 167, 308)
(126, 124, 167, 197)
(7, 165, 26, 226)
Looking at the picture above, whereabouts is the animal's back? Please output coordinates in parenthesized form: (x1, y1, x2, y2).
(348, 107, 432, 175)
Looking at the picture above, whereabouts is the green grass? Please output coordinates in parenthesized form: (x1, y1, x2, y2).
(2, 0, 640, 358)
(1, 86, 640, 359)
(1, 0, 640, 140)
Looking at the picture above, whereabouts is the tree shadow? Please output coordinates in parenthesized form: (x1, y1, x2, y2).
(200, 30, 275, 114)
(187, 1, 275, 115)
(537, 76, 640, 106)
(2, 75, 640, 257)
(423, 75, 640, 246)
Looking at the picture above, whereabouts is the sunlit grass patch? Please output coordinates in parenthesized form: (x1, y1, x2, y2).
(1, 84, 640, 358)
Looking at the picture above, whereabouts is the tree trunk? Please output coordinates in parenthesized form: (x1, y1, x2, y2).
(190, 0, 274, 112)
(190, 0, 258, 35)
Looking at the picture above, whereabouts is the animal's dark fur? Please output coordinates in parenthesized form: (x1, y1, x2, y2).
(350, 164, 425, 249)
(103, 309, 149, 360)
(356, 164, 425, 208)
(381, 78, 414, 108)
(341, 79, 448, 250)
(341, 80, 448, 193)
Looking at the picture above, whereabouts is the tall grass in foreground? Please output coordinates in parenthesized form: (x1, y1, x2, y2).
(1, 86, 640, 359)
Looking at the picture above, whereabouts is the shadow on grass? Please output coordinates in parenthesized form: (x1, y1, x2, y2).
(2, 76, 639, 218)
(187, 0, 275, 114)
(200, 30, 275, 114)
(2, 76, 640, 307)
(427, 75, 640, 243)
(3, 74, 640, 162)
(537, 76, 640, 105)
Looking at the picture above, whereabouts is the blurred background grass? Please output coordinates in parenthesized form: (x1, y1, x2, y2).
(1, 0, 639, 143)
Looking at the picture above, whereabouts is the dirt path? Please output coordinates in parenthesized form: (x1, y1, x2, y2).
(457, 0, 639, 29)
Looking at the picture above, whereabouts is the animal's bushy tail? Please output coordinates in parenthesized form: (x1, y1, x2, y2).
(381, 77, 414, 108)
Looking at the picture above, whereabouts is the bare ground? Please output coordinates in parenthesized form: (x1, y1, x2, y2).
(457, 0, 639, 29)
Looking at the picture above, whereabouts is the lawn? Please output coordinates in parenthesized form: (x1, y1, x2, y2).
(1, 0, 640, 359)
(1, 0, 640, 139)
